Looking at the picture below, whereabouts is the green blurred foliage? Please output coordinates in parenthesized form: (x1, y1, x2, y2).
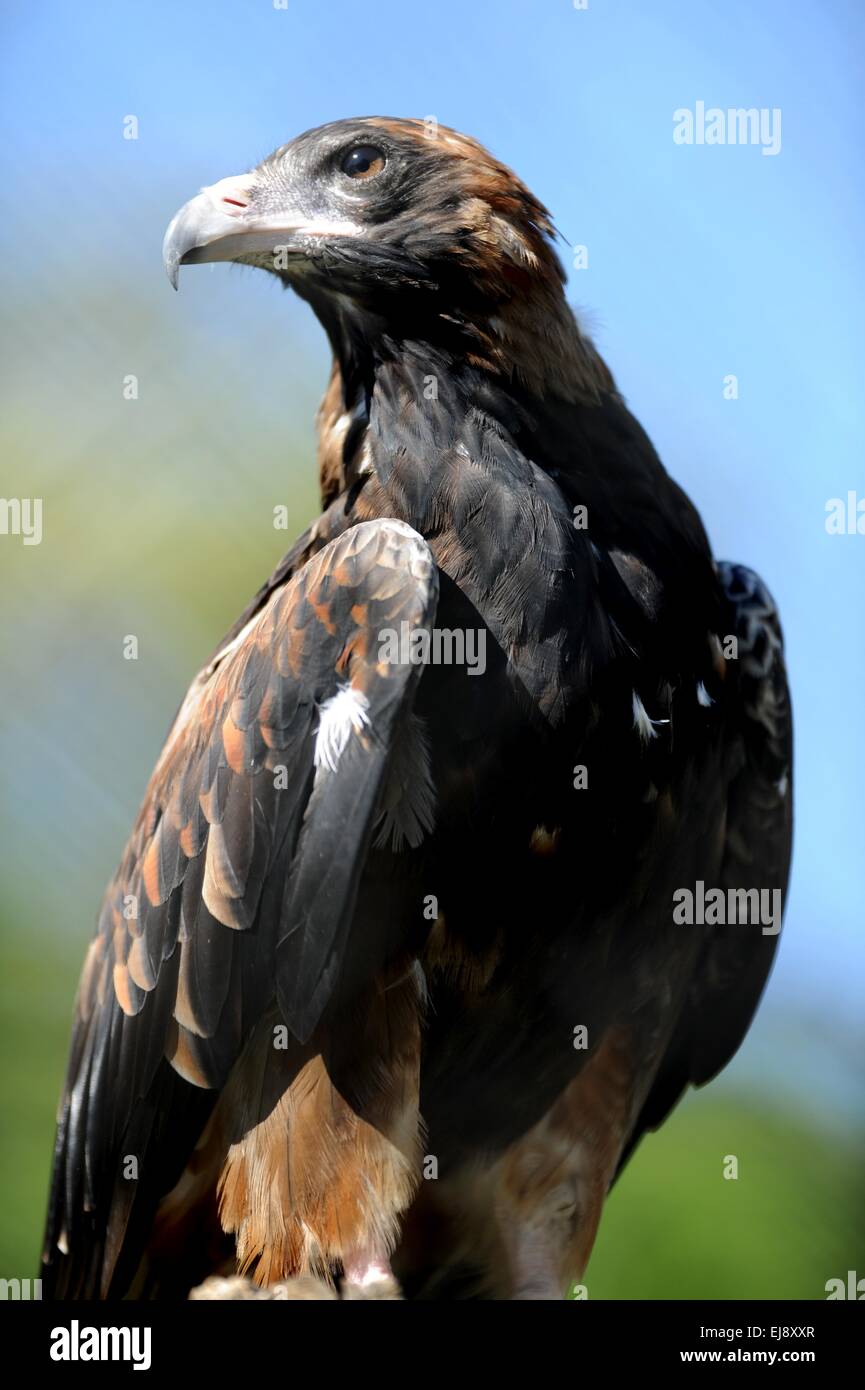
(586, 1097, 864, 1299)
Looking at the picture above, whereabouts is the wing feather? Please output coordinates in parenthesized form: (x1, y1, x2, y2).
(42, 518, 438, 1297)
(617, 562, 793, 1172)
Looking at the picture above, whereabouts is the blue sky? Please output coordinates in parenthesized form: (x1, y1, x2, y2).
(2, 2, 863, 1069)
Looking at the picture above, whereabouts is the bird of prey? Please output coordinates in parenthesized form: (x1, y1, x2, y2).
(42, 118, 792, 1300)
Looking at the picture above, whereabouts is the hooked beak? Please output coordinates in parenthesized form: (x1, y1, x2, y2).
(162, 171, 364, 289)
(163, 173, 268, 289)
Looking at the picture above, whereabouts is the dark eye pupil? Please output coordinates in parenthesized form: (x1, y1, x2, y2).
(341, 145, 384, 178)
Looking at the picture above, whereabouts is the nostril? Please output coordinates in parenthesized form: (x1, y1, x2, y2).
(201, 175, 255, 215)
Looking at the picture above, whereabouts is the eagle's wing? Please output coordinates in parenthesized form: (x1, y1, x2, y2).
(617, 562, 793, 1170)
(42, 518, 438, 1298)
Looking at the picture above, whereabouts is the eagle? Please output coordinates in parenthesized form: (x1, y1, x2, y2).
(42, 117, 792, 1301)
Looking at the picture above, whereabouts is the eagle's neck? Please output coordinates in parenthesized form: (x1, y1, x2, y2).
(308, 320, 608, 721)
(312, 291, 615, 509)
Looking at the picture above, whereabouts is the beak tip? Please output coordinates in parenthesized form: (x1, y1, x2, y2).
(163, 171, 261, 291)
(163, 239, 180, 290)
(162, 213, 186, 290)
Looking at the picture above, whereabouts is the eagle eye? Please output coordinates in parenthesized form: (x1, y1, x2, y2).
(340, 145, 386, 181)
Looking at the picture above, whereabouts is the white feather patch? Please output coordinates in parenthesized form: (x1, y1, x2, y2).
(632, 690, 669, 742)
(314, 685, 370, 772)
(696, 680, 714, 708)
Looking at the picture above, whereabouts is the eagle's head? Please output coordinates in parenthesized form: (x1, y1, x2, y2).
(162, 117, 611, 405)
(164, 116, 563, 310)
